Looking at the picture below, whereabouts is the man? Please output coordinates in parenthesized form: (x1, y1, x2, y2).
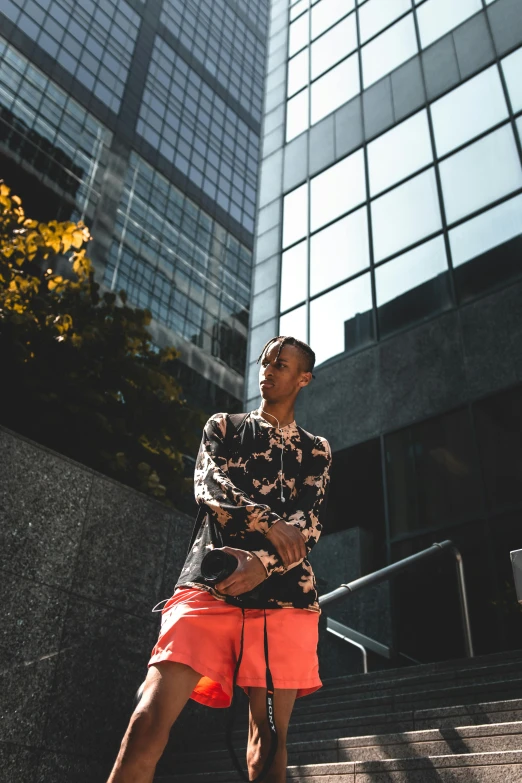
(107, 335, 331, 783)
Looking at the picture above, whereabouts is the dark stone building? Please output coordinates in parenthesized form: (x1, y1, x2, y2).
(1, 0, 270, 412)
(248, 0, 522, 664)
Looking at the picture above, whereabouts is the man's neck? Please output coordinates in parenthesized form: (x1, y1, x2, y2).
(258, 401, 296, 429)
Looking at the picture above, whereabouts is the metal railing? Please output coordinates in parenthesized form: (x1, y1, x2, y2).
(319, 540, 474, 668)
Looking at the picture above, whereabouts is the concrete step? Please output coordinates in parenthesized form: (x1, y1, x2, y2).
(157, 749, 522, 782)
(291, 674, 522, 719)
(195, 697, 522, 753)
(319, 648, 522, 691)
(296, 659, 522, 711)
(168, 721, 522, 774)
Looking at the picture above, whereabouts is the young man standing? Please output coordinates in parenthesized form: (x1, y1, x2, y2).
(107, 336, 331, 783)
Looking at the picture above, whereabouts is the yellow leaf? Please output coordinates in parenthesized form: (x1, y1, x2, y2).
(0, 184, 9, 197)
(61, 235, 72, 253)
(71, 230, 85, 249)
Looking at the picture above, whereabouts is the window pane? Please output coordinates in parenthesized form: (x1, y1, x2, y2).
(311, 273, 374, 364)
(311, 0, 355, 39)
(450, 195, 522, 268)
(290, 0, 309, 21)
(310, 149, 366, 231)
(279, 303, 308, 342)
(311, 14, 357, 80)
(416, 0, 482, 49)
(368, 109, 432, 196)
(288, 48, 309, 97)
(286, 87, 309, 141)
(376, 235, 451, 336)
(450, 195, 522, 302)
(359, 0, 412, 44)
(431, 66, 509, 158)
(371, 169, 442, 261)
(361, 14, 417, 89)
(289, 12, 309, 56)
(310, 207, 370, 295)
(282, 183, 308, 248)
(501, 47, 522, 113)
(386, 409, 483, 535)
(311, 52, 360, 124)
(474, 386, 522, 511)
(439, 125, 522, 224)
(280, 240, 308, 310)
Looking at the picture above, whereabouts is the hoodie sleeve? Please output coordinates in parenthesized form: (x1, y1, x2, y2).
(194, 413, 282, 536)
(251, 436, 332, 576)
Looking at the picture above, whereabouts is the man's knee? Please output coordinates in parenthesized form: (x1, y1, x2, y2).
(123, 703, 170, 761)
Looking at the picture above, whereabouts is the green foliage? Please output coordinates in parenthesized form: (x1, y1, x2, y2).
(0, 182, 203, 505)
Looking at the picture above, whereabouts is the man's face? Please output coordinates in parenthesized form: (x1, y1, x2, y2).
(259, 342, 311, 402)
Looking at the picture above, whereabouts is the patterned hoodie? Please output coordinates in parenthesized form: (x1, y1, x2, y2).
(176, 409, 332, 612)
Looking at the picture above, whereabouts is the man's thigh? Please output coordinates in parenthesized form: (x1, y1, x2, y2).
(247, 687, 297, 742)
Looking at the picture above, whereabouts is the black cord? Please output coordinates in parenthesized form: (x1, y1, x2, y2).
(226, 610, 278, 782)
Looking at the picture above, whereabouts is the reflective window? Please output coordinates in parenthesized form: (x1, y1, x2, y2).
(371, 169, 442, 262)
(449, 194, 522, 302)
(359, 0, 412, 44)
(311, 53, 360, 125)
(311, 14, 357, 80)
(291, 0, 309, 21)
(368, 110, 432, 196)
(310, 273, 374, 365)
(361, 14, 418, 89)
(288, 48, 309, 97)
(431, 66, 509, 158)
(280, 304, 308, 343)
(501, 47, 522, 113)
(310, 149, 366, 231)
(280, 241, 308, 311)
(450, 195, 522, 269)
(2, 0, 140, 113)
(286, 88, 309, 141)
(311, 0, 355, 39)
(517, 117, 522, 146)
(376, 236, 451, 336)
(282, 183, 308, 248)
(416, 0, 482, 49)
(439, 126, 522, 225)
(310, 207, 370, 295)
(475, 386, 522, 512)
(386, 409, 482, 536)
(289, 12, 309, 56)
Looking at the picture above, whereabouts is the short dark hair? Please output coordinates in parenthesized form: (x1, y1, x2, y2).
(257, 335, 316, 375)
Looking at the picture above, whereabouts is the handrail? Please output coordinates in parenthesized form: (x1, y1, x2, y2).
(326, 619, 369, 673)
(319, 540, 474, 659)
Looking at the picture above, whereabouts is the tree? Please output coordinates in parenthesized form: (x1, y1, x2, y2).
(0, 182, 204, 505)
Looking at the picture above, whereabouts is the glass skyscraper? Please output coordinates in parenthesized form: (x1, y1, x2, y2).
(248, 0, 522, 660)
(1, 0, 269, 411)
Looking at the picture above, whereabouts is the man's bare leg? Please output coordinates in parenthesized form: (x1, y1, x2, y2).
(106, 661, 201, 783)
(246, 688, 297, 783)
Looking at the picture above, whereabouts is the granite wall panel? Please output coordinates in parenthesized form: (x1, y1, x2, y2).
(0, 428, 194, 782)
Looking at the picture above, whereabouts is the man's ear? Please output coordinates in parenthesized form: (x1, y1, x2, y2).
(299, 371, 312, 388)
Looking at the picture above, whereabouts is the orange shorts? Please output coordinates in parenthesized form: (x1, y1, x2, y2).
(148, 587, 322, 708)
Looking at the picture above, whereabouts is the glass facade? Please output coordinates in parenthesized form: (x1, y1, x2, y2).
(247, 0, 522, 408)
(248, 0, 522, 663)
(325, 381, 522, 658)
(1, 0, 270, 409)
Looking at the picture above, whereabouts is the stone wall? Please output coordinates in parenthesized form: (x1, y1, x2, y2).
(0, 425, 195, 782)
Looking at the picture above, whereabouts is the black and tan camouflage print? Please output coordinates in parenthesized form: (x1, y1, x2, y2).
(176, 410, 331, 612)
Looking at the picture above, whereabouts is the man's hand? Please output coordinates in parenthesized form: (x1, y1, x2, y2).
(215, 548, 267, 597)
(265, 520, 306, 569)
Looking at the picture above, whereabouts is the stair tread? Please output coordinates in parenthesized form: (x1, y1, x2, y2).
(157, 749, 522, 782)
(169, 721, 522, 769)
